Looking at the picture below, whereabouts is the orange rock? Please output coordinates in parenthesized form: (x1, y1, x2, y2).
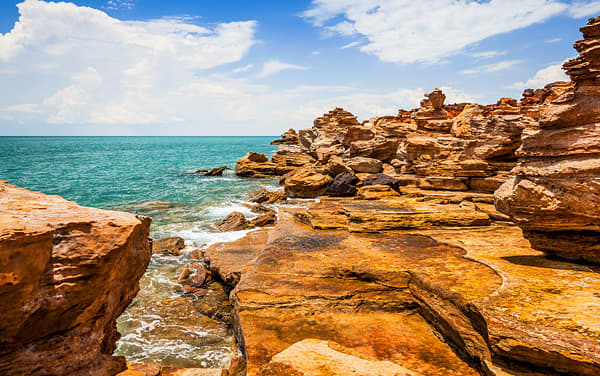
(0, 182, 151, 376)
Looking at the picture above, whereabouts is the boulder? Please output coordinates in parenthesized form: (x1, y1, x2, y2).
(361, 173, 403, 192)
(249, 212, 277, 228)
(153, 236, 185, 256)
(244, 188, 286, 204)
(271, 128, 299, 145)
(355, 184, 401, 200)
(326, 155, 353, 176)
(284, 166, 332, 198)
(326, 172, 359, 197)
(216, 212, 250, 232)
(0, 183, 151, 376)
(235, 152, 277, 178)
(344, 157, 382, 174)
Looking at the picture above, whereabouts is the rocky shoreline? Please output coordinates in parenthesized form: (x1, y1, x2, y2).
(1, 16, 599, 376)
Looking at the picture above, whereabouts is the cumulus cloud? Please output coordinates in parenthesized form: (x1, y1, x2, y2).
(258, 60, 310, 78)
(0, 0, 257, 125)
(510, 62, 570, 89)
(460, 60, 522, 75)
(301, 0, 574, 63)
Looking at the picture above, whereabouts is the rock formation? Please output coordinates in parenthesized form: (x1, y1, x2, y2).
(0, 182, 151, 376)
(495, 16, 600, 263)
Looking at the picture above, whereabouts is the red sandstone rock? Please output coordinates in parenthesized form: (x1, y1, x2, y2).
(495, 17, 600, 263)
(284, 166, 332, 198)
(0, 182, 151, 376)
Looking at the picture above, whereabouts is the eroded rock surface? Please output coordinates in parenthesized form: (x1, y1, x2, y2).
(0, 182, 151, 376)
(495, 17, 600, 263)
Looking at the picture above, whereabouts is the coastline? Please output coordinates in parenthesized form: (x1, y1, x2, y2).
(1, 16, 599, 376)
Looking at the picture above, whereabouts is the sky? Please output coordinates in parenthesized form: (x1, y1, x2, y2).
(0, 0, 597, 136)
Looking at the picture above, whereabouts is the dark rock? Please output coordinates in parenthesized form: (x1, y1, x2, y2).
(326, 172, 359, 197)
(361, 174, 404, 192)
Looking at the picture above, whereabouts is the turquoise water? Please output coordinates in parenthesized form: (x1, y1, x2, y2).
(0, 136, 279, 368)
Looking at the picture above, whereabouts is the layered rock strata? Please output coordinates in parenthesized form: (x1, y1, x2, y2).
(495, 16, 600, 263)
(0, 182, 151, 376)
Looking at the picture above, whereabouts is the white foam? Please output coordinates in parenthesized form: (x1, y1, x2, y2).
(203, 202, 254, 218)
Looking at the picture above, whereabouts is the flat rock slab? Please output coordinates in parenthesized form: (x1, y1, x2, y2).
(227, 208, 600, 376)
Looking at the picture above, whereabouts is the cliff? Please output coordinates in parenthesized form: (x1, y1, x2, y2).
(0, 182, 151, 376)
(495, 16, 600, 263)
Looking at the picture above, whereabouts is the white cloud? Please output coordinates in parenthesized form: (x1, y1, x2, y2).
(545, 37, 562, 43)
(3, 103, 41, 113)
(510, 62, 570, 89)
(301, 0, 569, 63)
(233, 64, 254, 73)
(568, 1, 600, 18)
(460, 60, 521, 75)
(0, 0, 257, 125)
(340, 41, 362, 49)
(258, 60, 310, 78)
(312, 51, 321, 55)
(471, 50, 507, 59)
(106, 0, 134, 11)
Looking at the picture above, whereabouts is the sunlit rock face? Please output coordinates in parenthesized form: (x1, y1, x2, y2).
(0, 182, 151, 376)
(495, 17, 600, 264)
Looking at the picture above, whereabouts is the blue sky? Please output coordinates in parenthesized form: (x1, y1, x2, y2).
(0, 0, 597, 135)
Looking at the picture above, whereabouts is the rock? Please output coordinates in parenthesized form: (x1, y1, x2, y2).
(355, 185, 401, 200)
(244, 188, 286, 204)
(271, 128, 299, 145)
(117, 362, 161, 376)
(153, 236, 185, 256)
(326, 172, 359, 197)
(271, 145, 316, 174)
(178, 262, 211, 286)
(189, 249, 204, 260)
(313, 107, 360, 128)
(235, 152, 277, 178)
(284, 166, 332, 198)
(256, 339, 417, 376)
(249, 212, 277, 228)
(345, 157, 382, 173)
(204, 229, 269, 287)
(417, 176, 469, 191)
(326, 155, 353, 176)
(190, 281, 233, 323)
(204, 166, 228, 176)
(216, 212, 251, 232)
(242, 203, 277, 215)
(361, 173, 403, 192)
(495, 17, 600, 264)
(416, 88, 448, 120)
(231, 208, 600, 376)
(0, 182, 151, 376)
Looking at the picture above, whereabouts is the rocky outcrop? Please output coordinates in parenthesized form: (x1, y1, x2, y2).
(495, 17, 600, 263)
(216, 212, 251, 232)
(216, 207, 600, 376)
(271, 128, 299, 145)
(284, 166, 331, 198)
(0, 182, 151, 376)
(204, 166, 228, 176)
(244, 188, 286, 204)
(235, 152, 277, 178)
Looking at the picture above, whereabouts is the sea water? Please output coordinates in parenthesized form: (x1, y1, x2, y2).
(0, 136, 278, 368)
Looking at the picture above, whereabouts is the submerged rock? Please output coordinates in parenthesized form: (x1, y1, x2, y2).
(0, 182, 151, 376)
(203, 166, 229, 176)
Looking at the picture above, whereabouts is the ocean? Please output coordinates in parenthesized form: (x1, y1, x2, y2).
(0, 136, 279, 368)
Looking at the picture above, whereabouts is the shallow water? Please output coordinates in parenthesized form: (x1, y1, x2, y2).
(0, 136, 278, 367)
